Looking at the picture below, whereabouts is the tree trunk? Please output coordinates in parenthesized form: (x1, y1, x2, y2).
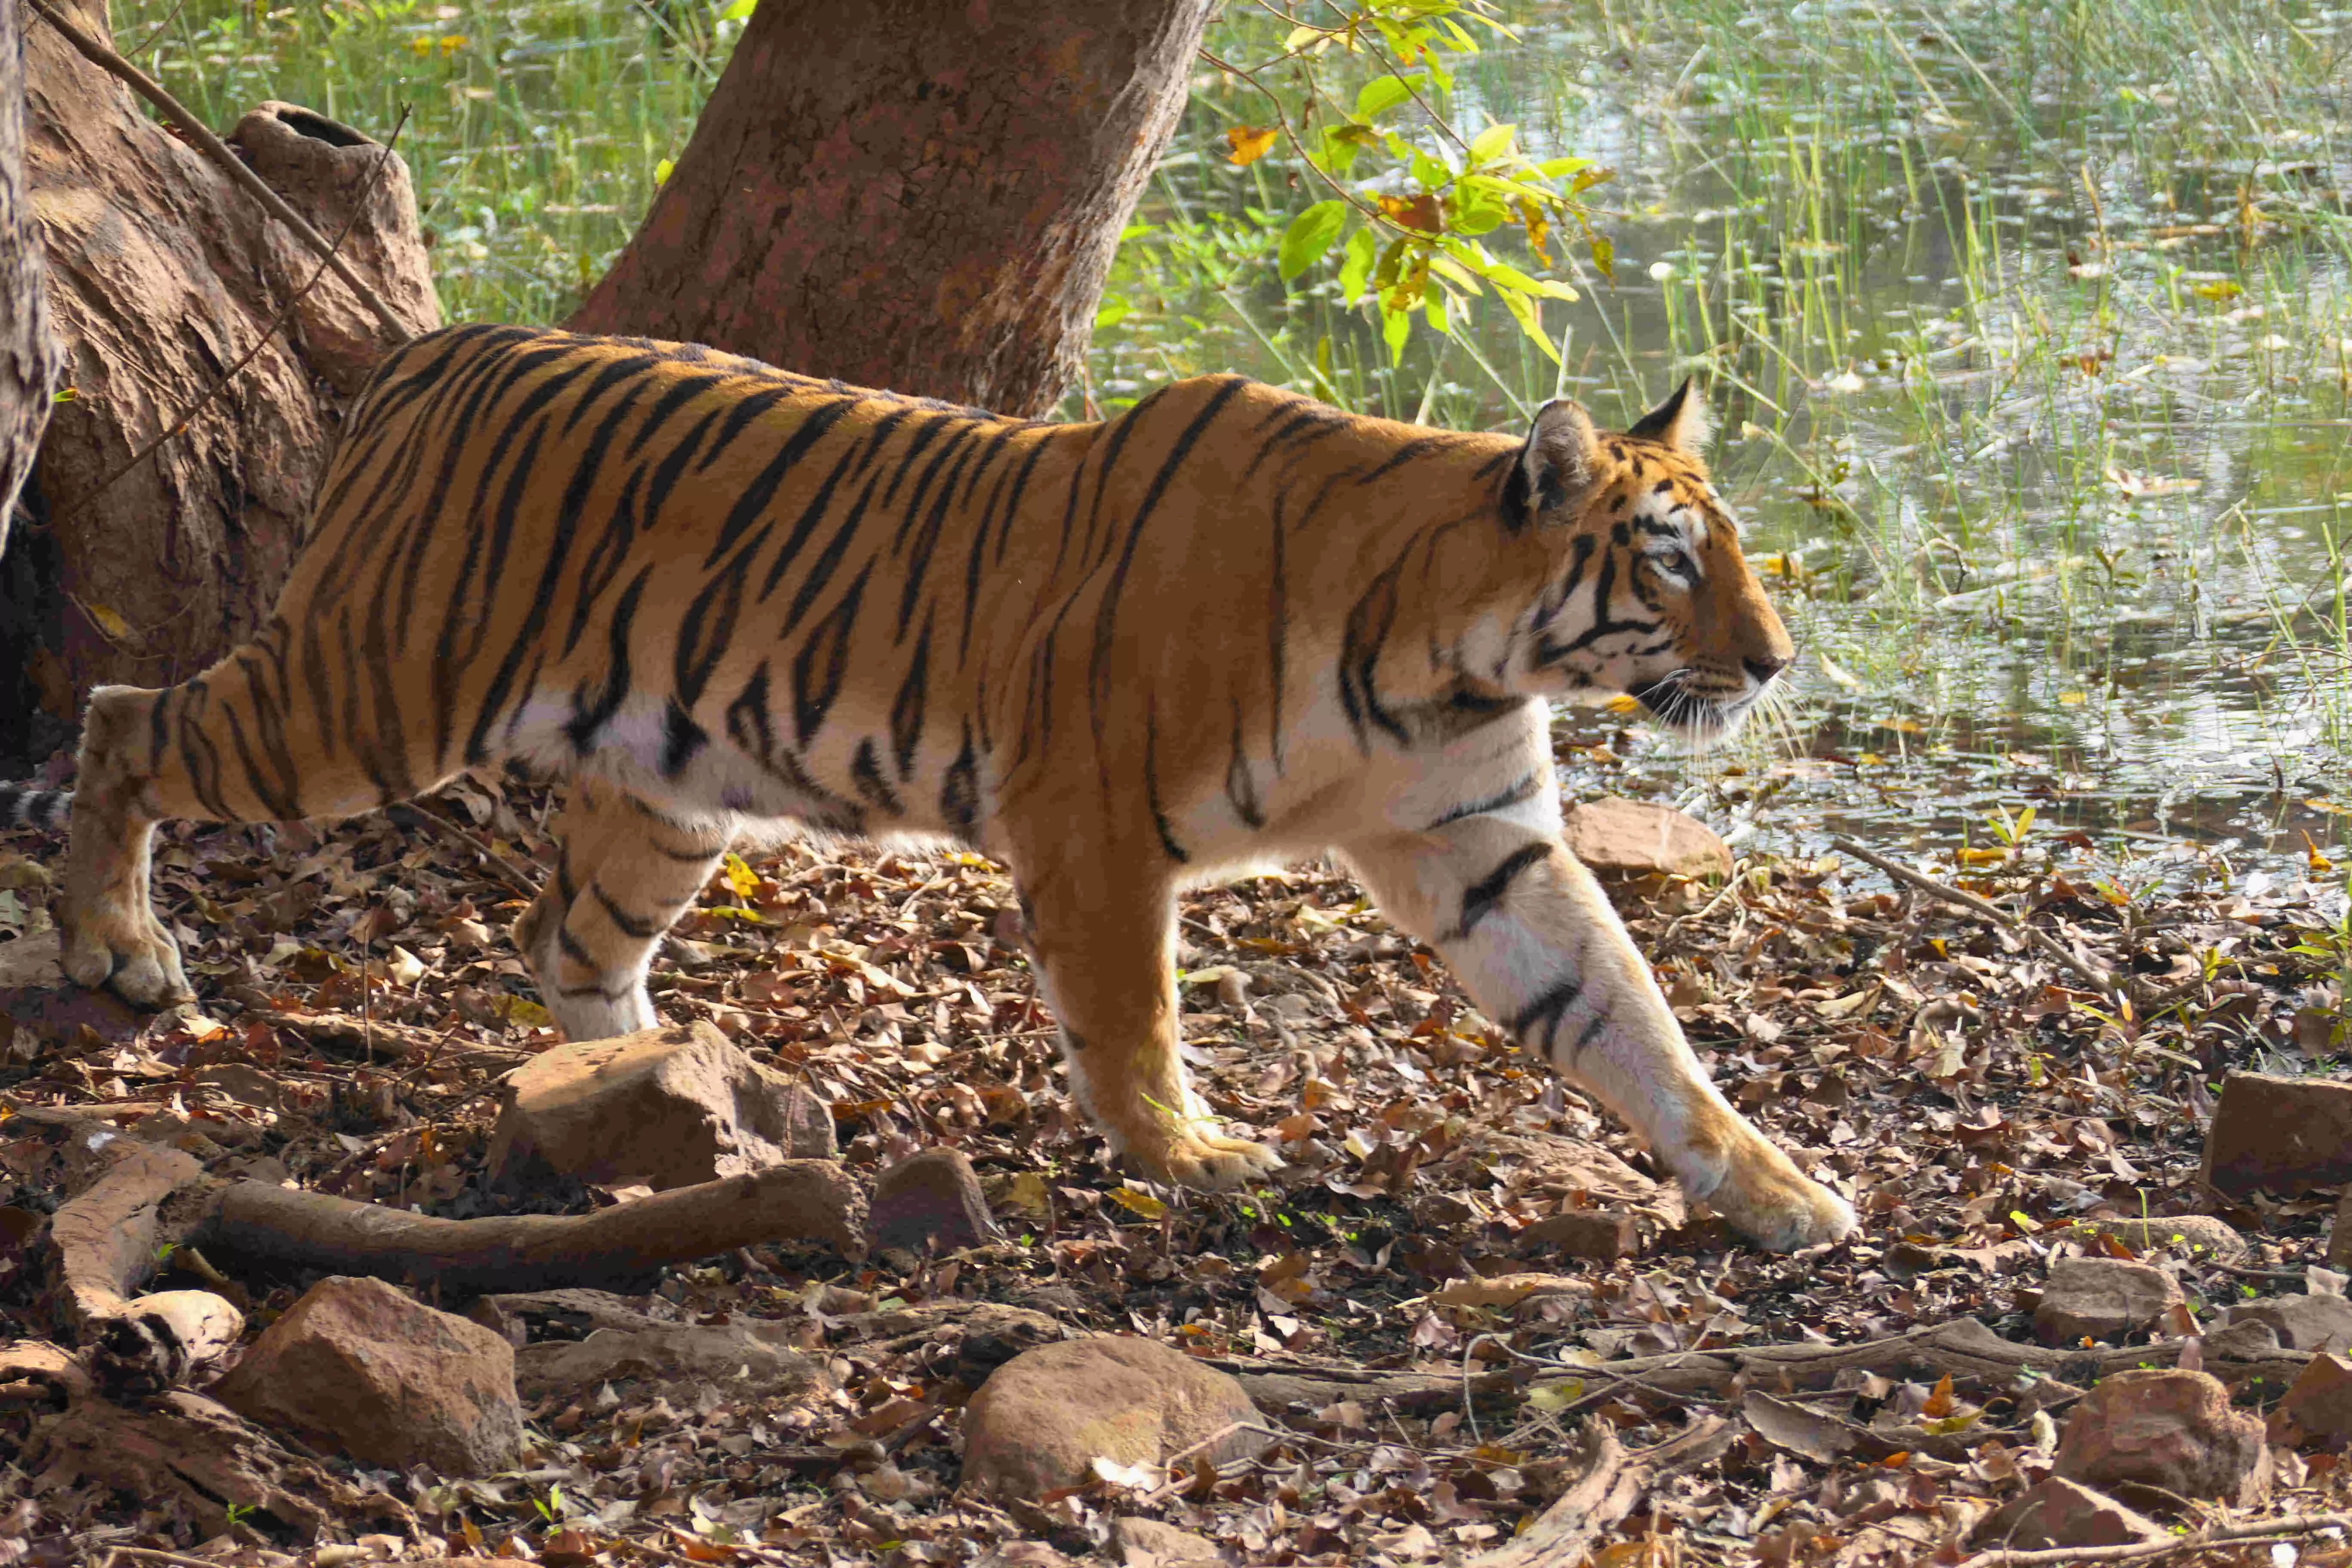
(0, 0, 63, 558)
(3, 0, 437, 764)
(567, 0, 1210, 416)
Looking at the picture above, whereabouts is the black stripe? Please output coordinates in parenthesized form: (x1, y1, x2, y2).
(591, 882, 663, 940)
(1087, 380, 1250, 741)
(889, 616, 932, 779)
(565, 567, 649, 753)
(1429, 772, 1542, 829)
(940, 722, 980, 838)
(707, 397, 859, 567)
(1145, 703, 1188, 864)
(1454, 843, 1551, 938)
(1511, 977, 1583, 1052)
(661, 700, 708, 778)
(850, 738, 904, 815)
(790, 563, 870, 744)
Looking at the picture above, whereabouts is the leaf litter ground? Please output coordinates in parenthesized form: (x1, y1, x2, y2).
(0, 768, 2349, 1568)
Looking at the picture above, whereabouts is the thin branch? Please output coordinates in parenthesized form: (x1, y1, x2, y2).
(47, 106, 413, 540)
(1955, 1510, 2352, 1568)
(1831, 836, 2124, 1001)
(26, 0, 412, 341)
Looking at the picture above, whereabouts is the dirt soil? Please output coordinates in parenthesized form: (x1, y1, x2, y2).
(0, 761, 2347, 1568)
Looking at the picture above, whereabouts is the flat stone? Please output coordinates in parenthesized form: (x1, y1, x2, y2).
(1519, 1209, 1641, 1262)
(2270, 1353, 2352, 1446)
(486, 1020, 833, 1191)
(1972, 1476, 2168, 1550)
(2034, 1257, 2182, 1345)
(211, 1275, 521, 1477)
(2201, 1072, 2352, 1199)
(2224, 1292, 2352, 1354)
(961, 1336, 1265, 1502)
(869, 1147, 998, 1256)
(513, 1320, 830, 1402)
(1562, 798, 1732, 882)
(1113, 1516, 1221, 1567)
(2057, 1216, 2248, 1263)
(2054, 1368, 2270, 1507)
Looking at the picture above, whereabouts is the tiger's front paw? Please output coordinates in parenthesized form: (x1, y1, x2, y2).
(1703, 1143, 1856, 1253)
(1121, 1126, 1283, 1192)
(59, 899, 193, 1008)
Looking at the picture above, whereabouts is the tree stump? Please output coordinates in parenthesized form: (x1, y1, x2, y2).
(4, 0, 437, 762)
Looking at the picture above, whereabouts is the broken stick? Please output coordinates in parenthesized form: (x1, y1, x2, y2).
(48, 1140, 245, 1396)
(211, 1158, 867, 1289)
(1467, 1415, 1733, 1568)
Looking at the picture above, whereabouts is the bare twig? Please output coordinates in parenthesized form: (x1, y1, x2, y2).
(25, 0, 412, 341)
(1956, 1509, 2352, 1567)
(1831, 837, 2124, 1001)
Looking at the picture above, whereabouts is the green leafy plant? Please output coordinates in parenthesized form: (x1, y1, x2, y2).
(1201, 0, 1608, 363)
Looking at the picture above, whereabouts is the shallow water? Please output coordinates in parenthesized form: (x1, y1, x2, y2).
(1092, 0, 2352, 882)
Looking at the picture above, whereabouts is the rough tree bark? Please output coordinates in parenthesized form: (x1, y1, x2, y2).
(567, 0, 1211, 415)
(1, 0, 436, 763)
(0, 0, 64, 558)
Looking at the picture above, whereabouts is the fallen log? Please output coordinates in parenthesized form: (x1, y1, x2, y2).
(47, 1139, 245, 1396)
(44, 1124, 862, 1388)
(1468, 1415, 1733, 1568)
(211, 1158, 867, 1289)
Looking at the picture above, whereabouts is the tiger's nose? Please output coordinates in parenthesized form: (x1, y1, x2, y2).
(1743, 653, 1792, 683)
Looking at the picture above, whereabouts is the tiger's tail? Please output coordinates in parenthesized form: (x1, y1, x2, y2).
(0, 784, 71, 833)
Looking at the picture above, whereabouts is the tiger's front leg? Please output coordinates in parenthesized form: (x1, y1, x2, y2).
(1017, 869, 1279, 1190)
(1341, 814, 1855, 1252)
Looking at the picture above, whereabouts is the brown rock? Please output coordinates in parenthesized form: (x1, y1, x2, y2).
(2053, 1368, 2270, 1506)
(961, 1336, 1265, 1501)
(870, 1147, 999, 1256)
(211, 1276, 521, 1477)
(2225, 1292, 2352, 1354)
(2201, 1072, 2352, 1198)
(1972, 1476, 2167, 1550)
(2033, 1258, 2183, 1345)
(1520, 1209, 1641, 1262)
(514, 1321, 830, 1403)
(2270, 1353, 2352, 1446)
(487, 1020, 833, 1191)
(1562, 798, 1732, 882)
(1113, 1516, 1221, 1566)
(2058, 1216, 2248, 1263)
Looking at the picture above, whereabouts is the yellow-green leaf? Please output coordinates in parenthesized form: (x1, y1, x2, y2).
(1225, 125, 1278, 166)
(723, 851, 760, 900)
(1106, 1184, 1168, 1220)
(1468, 121, 1516, 163)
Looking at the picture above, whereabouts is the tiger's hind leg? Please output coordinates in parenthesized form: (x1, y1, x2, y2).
(60, 631, 429, 1005)
(513, 779, 728, 1041)
(1016, 866, 1279, 1189)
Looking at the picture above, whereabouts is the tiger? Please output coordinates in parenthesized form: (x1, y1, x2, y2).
(0, 324, 1853, 1251)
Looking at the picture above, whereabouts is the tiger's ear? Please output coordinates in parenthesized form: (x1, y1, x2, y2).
(1510, 399, 1603, 527)
(1626, 377, 1711, 454)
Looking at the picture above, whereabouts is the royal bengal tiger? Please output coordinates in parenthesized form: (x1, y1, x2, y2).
(0, 324, 1853, 1250)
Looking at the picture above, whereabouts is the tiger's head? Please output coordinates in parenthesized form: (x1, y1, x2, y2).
(1493, 381, 1794, 744)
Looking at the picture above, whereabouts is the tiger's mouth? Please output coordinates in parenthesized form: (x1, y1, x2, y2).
(1628, 674, 1740, 741)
